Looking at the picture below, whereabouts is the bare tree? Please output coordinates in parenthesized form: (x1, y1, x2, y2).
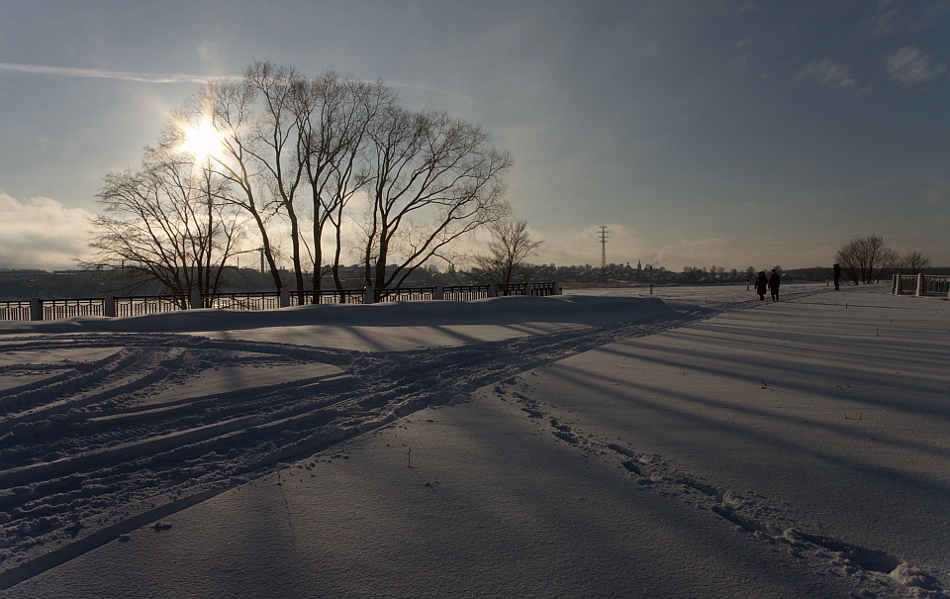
(294, 74, 396, 295)
(179, 66, 323, 296)
(174, 65, 397, 298)
(681, 266, 703, 283)
(125, 61, 512, 298)
(87, 151, 240, 303)
(361, 107, 512, 298)
(471, 219, 543, 287)
(835, 235, 899, 284)
(175, 80, 286, 291)
(243, 61, 308, 296)
(900, 250, 931, 274)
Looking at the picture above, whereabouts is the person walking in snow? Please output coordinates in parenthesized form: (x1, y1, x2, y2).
(768, 268, 781, 301)
(833, 263, 841, 291)
(754, 271, 768, 301)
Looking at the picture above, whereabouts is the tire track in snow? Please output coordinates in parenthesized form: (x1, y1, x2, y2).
(0, 287, 828, 589)
(0, 306, 702, 588)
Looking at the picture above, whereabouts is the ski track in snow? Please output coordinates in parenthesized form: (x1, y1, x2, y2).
(0, 286, 945, 598)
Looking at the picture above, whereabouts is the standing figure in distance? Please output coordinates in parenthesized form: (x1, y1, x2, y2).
(833, 263, 841, 291)
(768, 268, 781, 301)
(754, 271, 768, 301)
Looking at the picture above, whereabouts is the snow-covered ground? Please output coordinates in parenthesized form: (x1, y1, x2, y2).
(0, 283, 947, 598)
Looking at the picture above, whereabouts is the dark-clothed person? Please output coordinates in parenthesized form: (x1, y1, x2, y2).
(754, 271, 768, 301)
(768, 269, 781, 301)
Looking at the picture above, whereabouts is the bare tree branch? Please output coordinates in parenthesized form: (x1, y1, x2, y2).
(85, 152, 241, 302)
(470, 219, 543, 288)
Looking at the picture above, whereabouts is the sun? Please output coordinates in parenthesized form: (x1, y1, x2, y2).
(181, 120, 223, 161)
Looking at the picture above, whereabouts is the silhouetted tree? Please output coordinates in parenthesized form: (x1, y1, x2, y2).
(87, 150, 240, 302)
(296, 74, 395, 295)
(835, 235, 898, 284)
(900, 251, 931, 274)
(470, 219, 543, 287)
(359, 107, 512, 299)
(172, 80, 286, 291)
(160, 61, 508, 298)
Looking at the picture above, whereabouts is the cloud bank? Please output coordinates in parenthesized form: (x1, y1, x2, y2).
(0, 193, 95, 270)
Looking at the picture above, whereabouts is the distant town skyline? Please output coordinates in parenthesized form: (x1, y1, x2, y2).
(1, 0, 948, 272)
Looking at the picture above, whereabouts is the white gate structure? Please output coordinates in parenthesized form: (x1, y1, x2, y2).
(893, 274, 950, 298)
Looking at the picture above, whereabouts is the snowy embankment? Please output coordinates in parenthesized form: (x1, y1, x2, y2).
(0, 295, 672, 584)
(1, 285, 948, 598)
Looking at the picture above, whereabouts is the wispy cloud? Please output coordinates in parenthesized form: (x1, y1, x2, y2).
(0, 62, 229, 84)
(864, 5, 910, 37)
(0, 63, 468, 103)
(883, 46, 945, 85)
(797, 59, 861, 90)
(860, 1, 947, 37)
(385, 79, 474, 103)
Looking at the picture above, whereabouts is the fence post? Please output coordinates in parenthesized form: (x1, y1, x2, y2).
(893, 274, 899, 295)
(433, 285, 444, 300)
(104, 295, 116, 317)
(364, 286, 375, 304)
(279, 288, 290, 308)
(916, 273, 924, 297)
(552, 280, 561, 295)
(30, 298, 42, 321)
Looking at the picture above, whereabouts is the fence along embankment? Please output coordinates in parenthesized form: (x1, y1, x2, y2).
(0, 281, 560, 322)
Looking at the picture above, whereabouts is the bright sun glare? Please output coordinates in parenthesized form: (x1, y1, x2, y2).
(181, 121, 222, 161)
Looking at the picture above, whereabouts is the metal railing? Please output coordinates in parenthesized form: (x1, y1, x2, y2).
(0, 301, 31, 321)
(0, 281, 561, 322)
(206, 292, 283, 311)
(288, 290, 366, 306)
(507, 281, 560, 296)
(442, 284, 492, 301)
(41, 298, 106, 320)
(378, 287, 435, 302)
(116, 296, 188, 317)
(208, 290, 367, 309)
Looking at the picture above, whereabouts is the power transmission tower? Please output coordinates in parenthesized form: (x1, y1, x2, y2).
(598, 226, 608, 272)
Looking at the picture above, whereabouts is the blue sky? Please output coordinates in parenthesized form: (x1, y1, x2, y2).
(1, 0, 948, 271)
